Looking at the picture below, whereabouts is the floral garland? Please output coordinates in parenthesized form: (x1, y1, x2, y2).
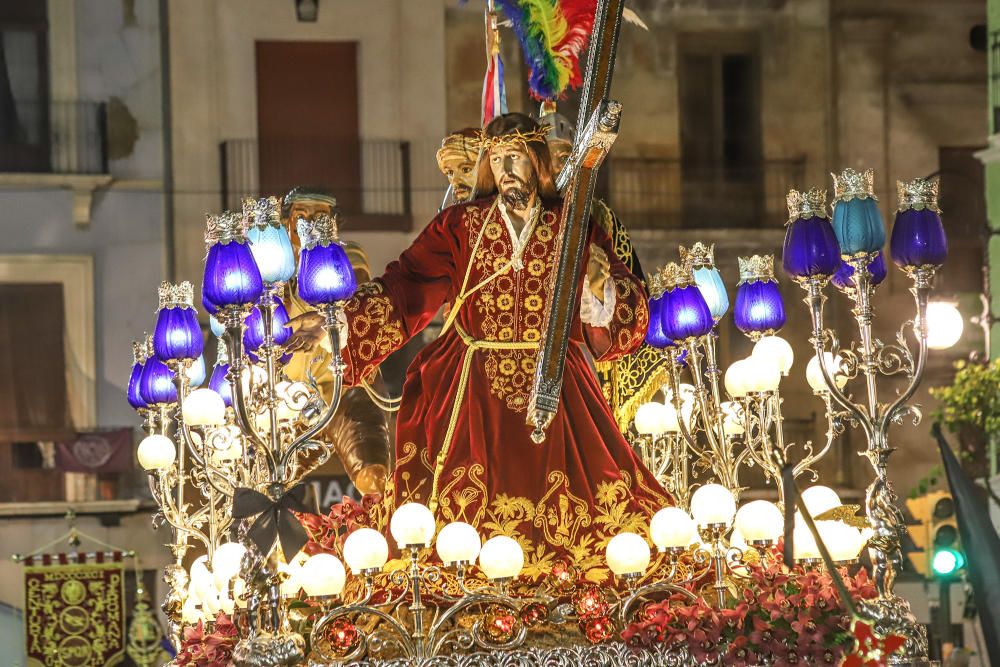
(622, 554, 882, 665)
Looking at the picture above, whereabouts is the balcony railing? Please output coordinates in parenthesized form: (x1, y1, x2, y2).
(0, 101, 108, 174)
(220, 138, 412, 228)
(605, 156, 806, 229)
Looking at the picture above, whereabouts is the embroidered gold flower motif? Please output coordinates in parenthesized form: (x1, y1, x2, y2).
(524, 294, 543, 312)
(496, 294, 514, 311)
(527, 258, 545, 276)
(536, 225, 554, 242)
(523, 328, 541, 343)
(484, 222, 503, 241)
(498, 326, 514, 341)
(498, 358, 517, 375)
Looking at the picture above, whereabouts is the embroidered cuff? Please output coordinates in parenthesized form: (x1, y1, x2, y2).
(580, 276, 616, 328)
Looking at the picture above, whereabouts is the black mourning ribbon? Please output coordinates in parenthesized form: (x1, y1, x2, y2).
(232, 483, 312, 559)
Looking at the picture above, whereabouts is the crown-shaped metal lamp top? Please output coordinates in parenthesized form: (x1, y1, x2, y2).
(157, 280, 195, 310)
(205, 210, 247, 246)
(896, 177, 940, 213)
(299, 212, 341, 250)
(786, 188, 828, 221)
(832, 168, 877, 202)
(215, 336, 229, 364)
(737, 255, 776, 285)
(679, 242, 716, 270)
(242, 196, 282, 229)
(657, 262, 694, 292)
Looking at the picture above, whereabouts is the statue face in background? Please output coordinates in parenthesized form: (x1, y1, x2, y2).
(489, 141, 538, 212)
(548, 139, 573, 174)
(439, 154, 477, 202)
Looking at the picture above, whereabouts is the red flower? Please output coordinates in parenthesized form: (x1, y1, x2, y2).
(573, 585, 610, 620)
(582, 615, 614, 644)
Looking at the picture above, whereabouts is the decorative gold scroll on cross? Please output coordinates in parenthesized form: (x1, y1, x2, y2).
(527, 0, 626, 442)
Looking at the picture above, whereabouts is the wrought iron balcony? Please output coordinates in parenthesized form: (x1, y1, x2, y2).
(605, 156, 806, 229)
(0, 100, 108, 174)
(220, 138, 413, 230)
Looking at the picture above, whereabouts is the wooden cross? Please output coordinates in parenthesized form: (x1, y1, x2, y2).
(527, 0, 627, 443)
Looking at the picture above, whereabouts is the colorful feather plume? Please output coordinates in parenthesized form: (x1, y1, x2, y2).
(494, 0, 597, 101)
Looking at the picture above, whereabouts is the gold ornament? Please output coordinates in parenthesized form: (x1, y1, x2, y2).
(831, 167, 877, 202)
(679, 242, 716, 270)
(205, 210, 248, 246)
(737, 254, 776, 285)
(244, 195, 282, 228)
(157, 280, 195, 310)
(896, 177, 940, 213)
(786, 188, 828, 222)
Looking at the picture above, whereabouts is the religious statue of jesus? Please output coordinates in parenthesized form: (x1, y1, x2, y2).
(292, 113, 669, 578)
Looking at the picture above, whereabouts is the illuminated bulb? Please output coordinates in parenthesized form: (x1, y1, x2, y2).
(436, 522, 482, 565)
(343, 528, 389, 574)
(824, 521, 866, 563)
(301, 553, 347, 597)
(725, 359, 750, 397)
(137, 434, 176, 470)
(389, 502, 437, 548)
(806, 353, 848, 392)
(650, 507, 697, 550)
(181, 596, 200, 624)
(793, 523, 821, 561)
(926, 301, 963, 350)
(212, 542, 246, 585)
(721, 401, 744, 436)
(753, 335, 794, 376)
(218, 594, 235, 615)
(690, 484, 737, 527)
(742, 355, 781, 393)
(734, 500, 783, 544)
(182, 388, 227, 426)
(279, 560, 303, 597)
(634, 402, 665, 436)
(661, 403, 681, 433)
(478, 535, 524, 580)
(190, 556, 214, 601)
(729, 527, 748, 552)
(605, 532, 651, 576)
(801, 485, 842, 518)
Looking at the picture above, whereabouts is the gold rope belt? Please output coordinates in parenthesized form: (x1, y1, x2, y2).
(428, 322, 539, 513)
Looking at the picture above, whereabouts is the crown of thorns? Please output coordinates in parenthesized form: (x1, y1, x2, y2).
(477, 127, 549, 152)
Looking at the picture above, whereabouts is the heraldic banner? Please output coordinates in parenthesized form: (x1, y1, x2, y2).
(24, 554, 125, 667)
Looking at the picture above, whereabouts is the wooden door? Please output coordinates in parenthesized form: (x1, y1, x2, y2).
(255, 41, 361, 212)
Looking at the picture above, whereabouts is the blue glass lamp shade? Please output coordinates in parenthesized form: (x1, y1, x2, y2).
(692, 266, 729, 320)
(645, 294, 671, 349)
(782, 216, 841, 280)
(832, 199, 885, 257)
(248, 224, 296, 284)
(832, 252, 887, 291)
(208, 361, 233, 407)
(243, 298, 292, 352)
(127, 361, 146, 410)
(153, 305, 203, 362)
(660, 284, 714, 342)
(138, 357, 177, 405)
(734, 281, 786, 336)
(889, 208, 947, 269)
(297, 242, 357, 305)
(210, 315, 225, 337)
(187, 354, 207, 387)
(203, 241, 265, 308)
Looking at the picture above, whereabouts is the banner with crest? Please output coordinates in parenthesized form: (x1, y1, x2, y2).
(24, 553, 126, 667)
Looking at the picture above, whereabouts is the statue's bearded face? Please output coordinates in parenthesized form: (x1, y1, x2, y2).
(489, 142, 538, 211)
(438, 154, 477, 202)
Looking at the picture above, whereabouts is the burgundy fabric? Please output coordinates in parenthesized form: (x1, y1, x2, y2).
(55, 428, 133, 473)
(341, 197, 671, 576)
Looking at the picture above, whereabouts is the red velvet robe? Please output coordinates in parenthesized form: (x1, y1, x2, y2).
(341, 196, 671, 580)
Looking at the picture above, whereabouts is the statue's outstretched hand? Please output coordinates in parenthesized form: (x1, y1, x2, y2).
(587, 244, 610, 299)
(284, 312, 327, 354)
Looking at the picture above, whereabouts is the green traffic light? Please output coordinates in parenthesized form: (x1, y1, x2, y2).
(932, 547, 966, 576)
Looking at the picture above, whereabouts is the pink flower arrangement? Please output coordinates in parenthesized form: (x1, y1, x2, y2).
(176, 612, 238, 667)
(623, 556, 881, 664)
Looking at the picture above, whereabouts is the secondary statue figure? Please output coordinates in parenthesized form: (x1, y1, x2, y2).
(338, 114, 668, 578)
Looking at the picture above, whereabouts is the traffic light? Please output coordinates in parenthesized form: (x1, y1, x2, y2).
(905, 490, 965, 579)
